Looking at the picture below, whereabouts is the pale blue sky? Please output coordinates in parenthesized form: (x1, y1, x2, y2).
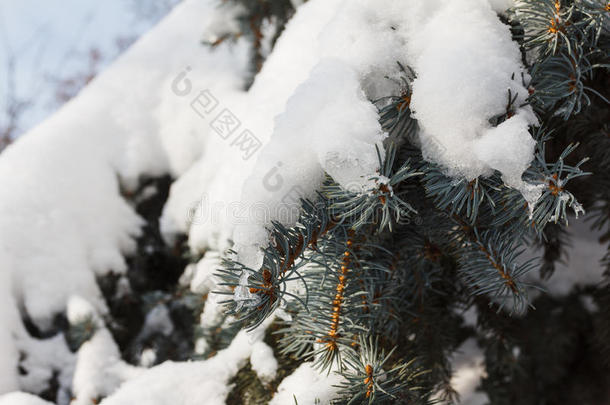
(0, 0, 179, 137)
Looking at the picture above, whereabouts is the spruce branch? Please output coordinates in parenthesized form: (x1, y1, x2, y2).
(512, 0, 579, 56)
(576, 0, 610, 44)
(324, 143, 421, 232)
(423, 167, 502, 224)
(334, 336, 429, 405)
(278, 232, 400, 371)
(530, 44, 609, 119)
(458, 228, 536, 313)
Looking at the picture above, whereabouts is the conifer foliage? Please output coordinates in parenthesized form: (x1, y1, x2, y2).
(214, 0, 610, 403)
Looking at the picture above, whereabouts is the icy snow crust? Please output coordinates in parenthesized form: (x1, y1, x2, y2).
(0, 0, 598, 403)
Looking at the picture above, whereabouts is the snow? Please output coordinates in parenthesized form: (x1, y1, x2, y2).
(140, 304, 174, 337)
(72, 328, 142, 405)
(0, 249, 20, 393)
(404, 0, 540, 206)
(200, 1, 244, 45)
(188, 251, 222, 294)
(526, 216, 607, 296)
(66, 295, 96, 325)
(160, 0, 344, 255)
(0, 392, 52, 405)
(487, 0, 516, 13)
(445, 338, 489, 405)
(542, 219, 606, 295)
(0, 0, 544, 319)
(268, 362, 345, 405)
(249, 341, 278, 383)
(0, 0, 248, 394)
(139, 349, 158, 368)
(184, 251, 232, 332)
(213, 0, 542, 294)
(17, 334, 74, 403)
(0, 120, 142, 326)
(66, 296, 142, 404)
(474, 114, 542, 205)
(166, 0, 541, 277)
(100, 325, 269, 405)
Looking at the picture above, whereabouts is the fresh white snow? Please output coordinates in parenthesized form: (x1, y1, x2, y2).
(0, 392, 53, 405)
(99, 322, 271, 405)
(268, 362, 345, 405)
(443, 338, 489, 405)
